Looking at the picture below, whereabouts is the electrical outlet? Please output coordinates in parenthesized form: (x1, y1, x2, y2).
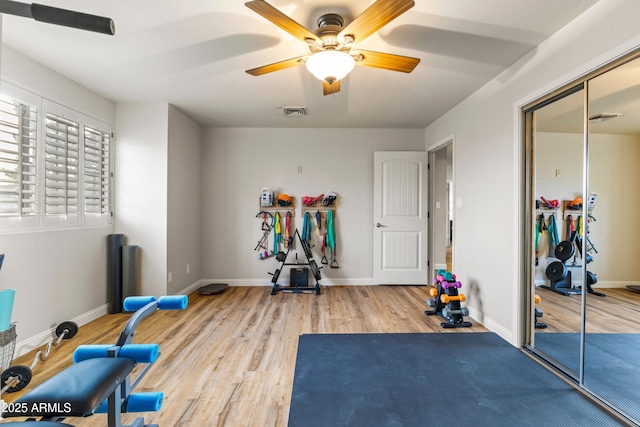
(168, 272, 172, 283)
(186, 264, 191, 275)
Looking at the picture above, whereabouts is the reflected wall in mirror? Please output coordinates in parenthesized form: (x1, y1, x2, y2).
(584, 56, 640, 421)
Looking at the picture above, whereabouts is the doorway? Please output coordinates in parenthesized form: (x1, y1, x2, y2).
(428, 138, 454, 284)
(523, 52, 640, 424)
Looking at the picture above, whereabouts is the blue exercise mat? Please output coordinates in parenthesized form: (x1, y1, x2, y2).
(289, 332, 624, 427)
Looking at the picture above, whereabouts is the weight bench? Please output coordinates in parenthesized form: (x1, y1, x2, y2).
(1, 295, 188, 427)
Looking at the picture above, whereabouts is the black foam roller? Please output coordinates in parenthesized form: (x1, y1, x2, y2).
(107, 234, 125, 313)
(122, 245, 140, 300)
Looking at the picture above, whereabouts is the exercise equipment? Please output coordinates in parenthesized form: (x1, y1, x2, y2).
(534, 295, 547, 329)
(425, 270, 472, 328)
(1, 321, 78, 393)
(198, 283, 229, 295)
(269, 229, 322, 295)
(255, 211, 274, 254)
(0, 295, 188, 427)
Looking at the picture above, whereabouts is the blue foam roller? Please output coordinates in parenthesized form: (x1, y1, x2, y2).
(74, 344, 159, 363)
(119, 344, 159, 363)
(125, 392, 164, 413)
(123, 296, 157, 312)
(73, 344, 113, 363)
(157, 295, 188, 310)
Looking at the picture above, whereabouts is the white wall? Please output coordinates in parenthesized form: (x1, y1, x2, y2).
(167, 105, 202, 295)
(423, 0, 640, 344)
(201, 127, 424, 284)
(589, 134, 640, 284)
(1, 45, 116, 353)
(115, 103, 169, 297)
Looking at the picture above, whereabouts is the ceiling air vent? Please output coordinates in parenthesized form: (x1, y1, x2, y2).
(283, 106, 306, 117)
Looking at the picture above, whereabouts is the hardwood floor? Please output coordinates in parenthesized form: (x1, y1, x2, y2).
(535, 286, 640, 333)
(1, 286, 486, 426)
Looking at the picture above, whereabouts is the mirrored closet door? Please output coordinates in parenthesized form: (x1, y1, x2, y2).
(525, 53, 640, 424)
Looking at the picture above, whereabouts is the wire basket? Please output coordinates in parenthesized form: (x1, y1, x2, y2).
(0, 324, 17, 372)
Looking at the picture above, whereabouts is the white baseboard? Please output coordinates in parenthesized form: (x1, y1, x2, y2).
(177, 279, 206, 296)
(466, 306, 514, 346)
(535, 279, 636, 290)
(15, 303, 108, 357)
(201, 278, 375, 287)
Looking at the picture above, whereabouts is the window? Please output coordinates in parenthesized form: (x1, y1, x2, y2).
(0, 94, 38, 226)
(0, 82, 113, 232)
(83, 123, 111, 225)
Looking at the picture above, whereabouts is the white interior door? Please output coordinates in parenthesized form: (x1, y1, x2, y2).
(373, 151, 428, 284)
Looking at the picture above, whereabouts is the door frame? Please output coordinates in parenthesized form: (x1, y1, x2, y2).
(427, 135, 455, 285)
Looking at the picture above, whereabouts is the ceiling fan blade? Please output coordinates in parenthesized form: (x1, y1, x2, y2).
(338, 0, 414, 43)
(245, 0, 319, 45)
(246, 56, 308, 76)
(352, 50, 420, 73)
(323, 80, 341, 96)
(0, 0, 115, 35)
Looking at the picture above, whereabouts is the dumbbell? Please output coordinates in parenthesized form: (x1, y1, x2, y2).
(437, 270, 455, 282)
(442, 307, 469, 318)
(440, 294, 466, 304)
(426, 299, 436, 308)
(441, 281, 462, 289)
(430, 288, 439, 297)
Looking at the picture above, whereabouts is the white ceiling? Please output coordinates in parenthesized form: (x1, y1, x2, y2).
(536, 56, 640, 135)
(1, 0, 601, 128)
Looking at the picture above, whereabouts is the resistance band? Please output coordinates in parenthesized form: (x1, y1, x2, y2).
(273, 211, 281, 253)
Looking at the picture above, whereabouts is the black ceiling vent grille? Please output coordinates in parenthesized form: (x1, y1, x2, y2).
(283, 106, 306, 117)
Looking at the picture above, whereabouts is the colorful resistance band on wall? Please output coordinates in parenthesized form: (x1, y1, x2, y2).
(273, 211, 281, 253)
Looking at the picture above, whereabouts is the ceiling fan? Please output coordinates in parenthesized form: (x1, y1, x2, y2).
(0, 0, 115, 35)
(245, 0, 420, 95)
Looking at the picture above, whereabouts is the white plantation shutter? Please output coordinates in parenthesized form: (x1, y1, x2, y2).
(83, 124, 111, 220)
(44, 112, 80, 216)
(0, 95, 37, 218)
(0, 84, 113, 232)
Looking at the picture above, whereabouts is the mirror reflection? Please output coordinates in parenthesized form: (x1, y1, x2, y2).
(529, 55, 640, 423)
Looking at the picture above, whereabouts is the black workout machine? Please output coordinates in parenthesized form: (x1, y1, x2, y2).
(0, 295, 187, 427)
(542, 233, 604, 297)
(425, 270, 472, 328)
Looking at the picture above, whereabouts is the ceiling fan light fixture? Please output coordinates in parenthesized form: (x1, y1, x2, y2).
(305, 50, 355, 84)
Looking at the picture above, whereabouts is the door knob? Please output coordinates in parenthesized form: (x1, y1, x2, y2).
(376, 223, 383, 228)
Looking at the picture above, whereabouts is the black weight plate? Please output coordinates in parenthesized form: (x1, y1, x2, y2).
(309, 260, 321, 281)
(1, 365, 32, 392)
(554, 240, 575, 261)
(276, 251, 287, 262)
(546, 261, 567, 281)
(546, 261, 568, 282)
(587, 271, 597, 285)
(271, 268, 281, 283)
(56, 321, 78, 339)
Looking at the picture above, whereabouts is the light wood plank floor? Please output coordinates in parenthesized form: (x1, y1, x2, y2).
(535, 287, 640, 333)
(3, 285, 637, 426)
(1, 285, 486, 427)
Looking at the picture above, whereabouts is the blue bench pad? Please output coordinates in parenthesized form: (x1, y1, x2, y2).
(2, 357, 136, 418)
